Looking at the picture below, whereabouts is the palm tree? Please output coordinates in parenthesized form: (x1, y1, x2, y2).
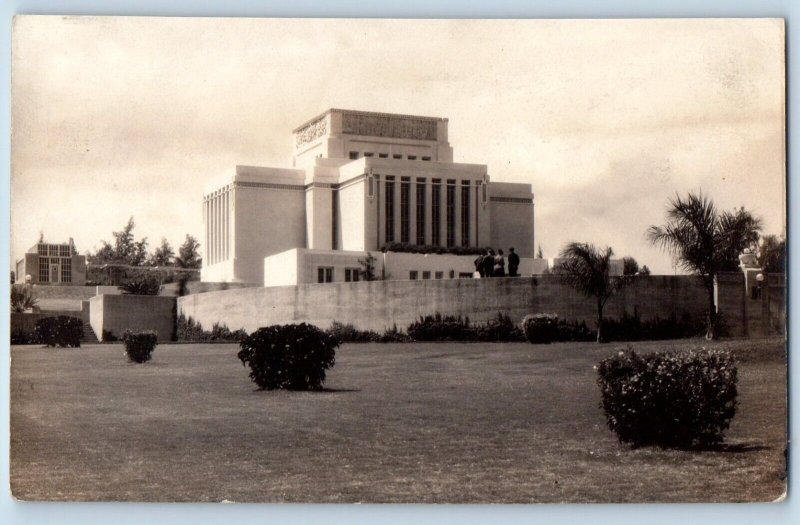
(556, 242, 629, 343)
(647, 191, 762, 340)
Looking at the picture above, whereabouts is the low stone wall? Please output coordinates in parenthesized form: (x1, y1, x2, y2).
(89, 295, 176, 342)
(11, 304, 90, 334)
(159, 281, 261, 297)
(178, 275, 711, 334)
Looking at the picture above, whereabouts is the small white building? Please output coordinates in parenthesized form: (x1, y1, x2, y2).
(202, 109, 539, 285)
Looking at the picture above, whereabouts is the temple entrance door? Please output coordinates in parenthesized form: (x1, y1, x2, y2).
(49, 262, 60, 284)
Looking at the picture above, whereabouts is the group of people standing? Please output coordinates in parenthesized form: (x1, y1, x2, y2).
(474, 247, 520, 278)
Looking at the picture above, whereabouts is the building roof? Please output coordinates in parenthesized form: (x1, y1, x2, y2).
(291, 108, 448, 133)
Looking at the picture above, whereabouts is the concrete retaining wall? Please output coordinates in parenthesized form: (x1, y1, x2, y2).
(89, 295, 176, 342)
(11, 303, 90, 334)
(178, 275, 710, 333)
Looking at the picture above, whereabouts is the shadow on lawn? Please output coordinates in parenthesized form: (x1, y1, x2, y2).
(690, 443, 770, 453)
(251, 387, 362, 394)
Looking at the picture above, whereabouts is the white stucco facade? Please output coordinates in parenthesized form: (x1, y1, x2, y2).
(202, 109, 537, 284)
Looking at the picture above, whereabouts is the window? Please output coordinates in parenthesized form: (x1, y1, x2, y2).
(461, 182, 470, 246)
(408, 155, 417, 160)
(364, 152, 374, 158)
(317, 267, 334, 283)
(422, 156, 431, 161)
(345, 268, 360, 282)
(449, 270, 455, 279)
(422, 271, 431, 280)
(331, 190, 338, 250)
(61, 257, 72, 283)
(435, 271, 444, 280)
(393, 154, 402, 159)
(431, 180, 441, 246)
(39, 257, 50, 282)
(446, 180, 456, 247)
(37, 244, 46, 255)
(385, 177, 395, 243)
(400, 177, 411, 243)
(459, 272, 473, 279)
(379, 153, 388, 158)
(59, 245, 70, 257)
(349, 151, 359, 159)
(416, 179, 426, 245)
(409, 271, 418, 280)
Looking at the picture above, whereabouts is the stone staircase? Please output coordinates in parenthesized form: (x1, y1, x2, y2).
(82, 323, 100, 344)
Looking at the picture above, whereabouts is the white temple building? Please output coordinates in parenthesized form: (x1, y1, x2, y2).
(201, 109, 542, 285)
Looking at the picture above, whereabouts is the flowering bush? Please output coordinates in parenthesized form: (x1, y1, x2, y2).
(122, 330, 158, 363)
(522, 313, 560, 344)
(597, 347, 738, 448)
(237, 323, 339, 390)
(407, 313, 473, 341)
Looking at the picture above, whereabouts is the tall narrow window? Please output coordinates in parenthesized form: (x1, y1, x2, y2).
(39, 257, 49, 282)
(385, 177, 395, 243)
(332, 190, 338, 250)
(61, 257, 72, 283)
(446, 180, 456, 247)
(317, 267, 334, 283)
(461, 181, 470, 246)
(400, 177, 410, 243)
(416, 178, 426, 245)
(431, 179, 441, 246)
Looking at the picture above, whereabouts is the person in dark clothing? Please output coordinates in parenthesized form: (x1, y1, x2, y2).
(508, 247, 520, 277)
(474, 253, 485, 277)
(482, 249, 495, 277)
(494, 249, 506, 277)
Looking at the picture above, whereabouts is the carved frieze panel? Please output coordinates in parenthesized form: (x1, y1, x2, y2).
(294, 117, 327, 146)
(342, 113, 437, 141)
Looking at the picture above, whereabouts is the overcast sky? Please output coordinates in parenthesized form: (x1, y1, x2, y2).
(11, 17, 785, 274)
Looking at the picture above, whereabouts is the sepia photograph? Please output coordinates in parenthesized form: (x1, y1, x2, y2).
(8, 16, 787, 503)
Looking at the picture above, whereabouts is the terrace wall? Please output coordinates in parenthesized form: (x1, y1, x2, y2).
(89, 295, 176, 342)
(177, 275, 715, 334)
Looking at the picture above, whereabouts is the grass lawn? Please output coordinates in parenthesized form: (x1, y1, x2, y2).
(10, 337, 786, 503)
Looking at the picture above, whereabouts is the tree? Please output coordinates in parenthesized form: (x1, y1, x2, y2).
(149, 238, 175, 267)
(176, 235, 202, 269)
(647, 191, 762, 340)
(638, 265, 651, 276)
(88, 217, 149, 267)
(556, 242, 630, 343)
(536, 245, 544, 259)
(358, 253, 379, 281)
(622, 256, 639, 276)
(758, 234, 785, 273)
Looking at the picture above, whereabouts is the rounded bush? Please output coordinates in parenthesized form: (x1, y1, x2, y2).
(522, 313, 559, 344)
(597, 347, 738, 448)
(122, 330, 158, 363)
(237, 323, 339, 390)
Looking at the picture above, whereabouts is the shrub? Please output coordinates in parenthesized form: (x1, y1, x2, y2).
(11, 329, 38, 345)
(34, 316, 83, 348)
(597, 347, 738, 448)
(118, 273, 162, 295)
(176, 313, 246, 342)
(102, 329, 118, 342)
(554, 319, 595, 342)
(601, 312, 705, 342)
(10, 284, 38, 313)
(407, 313, 473, 341)
(327, 321, 381, 343)
(122, 330, 158, 363)
(379, 324, 410, 343)
(475, 312, 525, 342)
(522, 313, 559, 344)
(237, 323, 339, 390)
(381, 242, 491, 256)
